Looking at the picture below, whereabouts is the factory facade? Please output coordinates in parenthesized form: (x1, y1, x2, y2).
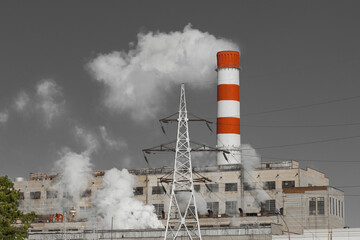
(14, 160, 345, 238)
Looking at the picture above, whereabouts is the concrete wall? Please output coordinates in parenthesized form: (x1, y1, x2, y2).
(14, 161, 344, 234)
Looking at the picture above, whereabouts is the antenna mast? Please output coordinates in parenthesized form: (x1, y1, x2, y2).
(164, 83, 202, 240)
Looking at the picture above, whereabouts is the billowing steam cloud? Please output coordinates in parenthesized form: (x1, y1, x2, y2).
(50, 126, 162, 229)
(52, 127, 96, 209)
(93, 168, 163, 229)
(242, 144, 268, 203)
(54, 150, 93, 205)
(87, 24, 238, 121)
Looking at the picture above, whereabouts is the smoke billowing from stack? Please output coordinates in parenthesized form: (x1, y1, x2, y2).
(216, 51, 241, 164)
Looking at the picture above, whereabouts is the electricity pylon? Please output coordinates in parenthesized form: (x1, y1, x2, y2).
(164, 83, 202, 240)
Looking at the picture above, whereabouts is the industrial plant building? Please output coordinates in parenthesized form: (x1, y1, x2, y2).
(12, 51, 350, 239)
(14, 160, 345, 239)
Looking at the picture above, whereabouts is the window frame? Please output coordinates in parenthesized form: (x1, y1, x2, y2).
(282, 181, 295, 188)
(152, 186, 165, 195)
(225, 183, 238, 192)
(30, 191, 41, 200)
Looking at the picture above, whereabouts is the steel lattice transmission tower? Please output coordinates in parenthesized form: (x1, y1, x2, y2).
(164, 83, 202, 240)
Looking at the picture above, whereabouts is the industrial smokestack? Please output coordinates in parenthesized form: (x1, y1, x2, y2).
(216, 51, 241, 164)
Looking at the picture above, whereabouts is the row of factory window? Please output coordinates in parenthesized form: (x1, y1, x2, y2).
(19, 190, 92, 200)
(309, 197, 344, 217)
(21, 180, 296, 200)
(152, 200, 278, 218)
(329, 197, 344, 218)
(135, 180, 296, 196)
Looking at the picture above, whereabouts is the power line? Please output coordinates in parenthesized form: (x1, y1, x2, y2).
(241, 122, 360, 128)
(241, 134, 360, 150)
(240, 153, 360, 163)
(241, 94, 360, 117)
(191, 92, 360, 120)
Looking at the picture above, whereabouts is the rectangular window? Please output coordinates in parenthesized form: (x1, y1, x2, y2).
(81, 189, 91, 198)
(225, 183, 237, 192)
(153, 204, 164, 218)
(282, 181, 295, 188)
(207, 202, 219, 214)
(243, 182, 254, 191)
(152, 186, 165, 195)
(264, 200, 276, 214)
(309, 197, 316, 215)
(332, 198, 335, 215)
(329, 197, 332, 215)
(225, 201, 237, 215)
(134, 187, 143, 195)
(30, 191, 41, 199)
(46, 191, 58, 199)
(317, 197, 324, 215)
(341, 201, 344, 218)
(193, 185, 200, 192)
(336, 199, 338, 216)
(263, 181, 276, 190)
(63, 192, 72, 199)
(205, 184, 219, 192)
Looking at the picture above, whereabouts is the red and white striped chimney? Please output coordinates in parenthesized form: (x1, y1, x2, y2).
(216, 51, 241, 165)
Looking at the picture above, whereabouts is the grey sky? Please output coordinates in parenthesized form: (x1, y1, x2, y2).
(0, 0, 359, 227)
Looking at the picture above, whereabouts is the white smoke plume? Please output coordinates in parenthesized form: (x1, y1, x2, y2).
(87, 24, 238, 122)
(0, 110, 8, 124)
(14, 91, 30, 111)
(242, 144, 268, 203)
(52, 127, 96, 210)
(36, 79, 65, 127)
(12, 79, 65, 127)
(54, 149, 93, 205)
(99, 125, 127, 150)
(175, 192, 207, 215)
(75, 126, 99, 156)
(93, 168, 164, 229)
(50, 127, 161, 230)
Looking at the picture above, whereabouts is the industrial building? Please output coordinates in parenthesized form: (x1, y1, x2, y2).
(13, 160, 345, 239)
(13, 51, 347, 239)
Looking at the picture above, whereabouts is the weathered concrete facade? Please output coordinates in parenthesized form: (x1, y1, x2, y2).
(14, 161, 345, 237)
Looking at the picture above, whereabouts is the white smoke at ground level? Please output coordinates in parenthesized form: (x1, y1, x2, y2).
(87, 24, 239, 122)
(50, 126, 97, 212)
(92, 168, 164, 229)
(53, 149, 93, 206)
